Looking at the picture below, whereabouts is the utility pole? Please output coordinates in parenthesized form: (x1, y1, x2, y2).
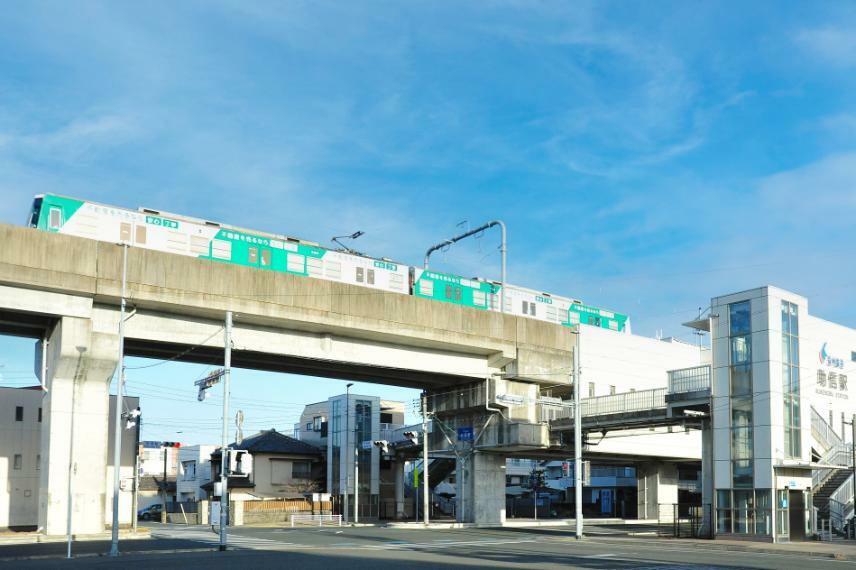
(109, 243, 128, 557)
(574, 329, 583, 540)
(161, 447, 168, 523)
(345, 383, 353, 523)
(132, 453, 139, 533)
(354, 438, 359, 523)
(219, 311, 232, 551)
(851, 414, 855, 539)
(422, 392, 429, 525)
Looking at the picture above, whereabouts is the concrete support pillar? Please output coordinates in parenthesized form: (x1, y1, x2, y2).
(637, 462, 678, 521)
(455, 454, 470, 523)
(393, 460, 405, 520)
(468, 453, 506, 526)
(38, 316, 118, 535)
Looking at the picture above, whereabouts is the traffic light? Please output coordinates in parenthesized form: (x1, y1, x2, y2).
(402, 431, 419, 445)
(228, 449, 253, 478)
(561, 461, 571, 478)
(162, 441, 181, 448)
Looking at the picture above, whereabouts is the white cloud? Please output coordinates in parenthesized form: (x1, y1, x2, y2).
(795, 27, 856, 67)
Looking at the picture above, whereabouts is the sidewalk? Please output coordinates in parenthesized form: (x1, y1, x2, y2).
(593, 534, 856, 561)
(0, 528, 150, 546)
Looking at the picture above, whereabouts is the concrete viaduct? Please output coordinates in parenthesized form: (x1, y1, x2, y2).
(0, 224, 574, 534)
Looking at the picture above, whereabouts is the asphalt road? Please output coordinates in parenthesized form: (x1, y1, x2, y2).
(2, 523, 854, 569)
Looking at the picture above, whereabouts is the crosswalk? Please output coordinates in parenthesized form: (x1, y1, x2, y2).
(149, 526, 295, 551)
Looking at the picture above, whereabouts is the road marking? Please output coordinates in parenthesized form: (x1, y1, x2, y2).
(584, 553, 615, 558)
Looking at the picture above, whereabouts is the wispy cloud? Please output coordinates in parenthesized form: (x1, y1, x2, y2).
(795, 27, 856, 68)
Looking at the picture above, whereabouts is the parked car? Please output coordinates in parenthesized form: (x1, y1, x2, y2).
(137, 504, 164, 521)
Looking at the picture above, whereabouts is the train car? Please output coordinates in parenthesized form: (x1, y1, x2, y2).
(411, 267, 498, 309)
(502, 283, 579, 326)
(568, 302, 630, 333)
(27, 193, 410, 295)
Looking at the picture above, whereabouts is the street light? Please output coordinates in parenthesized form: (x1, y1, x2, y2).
(332, 231, 365, 256)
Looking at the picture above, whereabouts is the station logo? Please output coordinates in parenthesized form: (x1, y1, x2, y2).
(820, 342, 845, 369)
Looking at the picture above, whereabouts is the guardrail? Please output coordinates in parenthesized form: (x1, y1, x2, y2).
(813, 442, 853, 489)
(812, 407, 843, 450)
(540, 387, 667, 422)
(290, 514, 342, 527)
(668, 365, 711, 394)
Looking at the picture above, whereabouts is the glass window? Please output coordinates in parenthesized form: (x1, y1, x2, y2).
(530, 303, 536, 316)
(15, 406, 23, 421)
(609, 385, 616, 395)
(730, 337, 751, 365)
(733, 460, 753, 488)
(445, 284, 453, 299)
(49, 207, 62, 230)
(356, 267, 364, 282)
(292, 461, 312, 479)
(135, 224, 147, 244)
(36, 454, 40, 471)
(729, 301, 751, 335)
(454, 287, 461, 301)
(248, 247, 258, 264)
(261, 249, 271, 267)
(14, 454, 23, 470)
(313, 416, 322, 431)
(38, 407, 42, 422)
(367, 269, 375, 285)
(730, 365, 752, 397)
(588, 382, 595, 398)
(120, 222, 131, 242)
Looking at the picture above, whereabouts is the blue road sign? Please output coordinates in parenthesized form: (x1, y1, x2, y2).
(457, 427, 474, 441)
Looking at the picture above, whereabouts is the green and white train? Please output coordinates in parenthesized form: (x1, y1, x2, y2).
(28, 193, 630, 333)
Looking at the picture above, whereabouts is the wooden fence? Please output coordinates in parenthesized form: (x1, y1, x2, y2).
(243, 498, 332, 513)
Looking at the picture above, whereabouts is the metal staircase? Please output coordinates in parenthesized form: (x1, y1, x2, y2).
(812, 407, 853, 534)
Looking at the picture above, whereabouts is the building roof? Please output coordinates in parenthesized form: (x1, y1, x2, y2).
(213, 429, 322, 457)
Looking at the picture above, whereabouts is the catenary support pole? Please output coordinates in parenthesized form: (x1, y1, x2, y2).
(574, 329, 583, 540)
(422, 392, 429, 525)
(423, 220, 507, 313)
(109, 243, 128, 556)
(219, 311, 232, 551)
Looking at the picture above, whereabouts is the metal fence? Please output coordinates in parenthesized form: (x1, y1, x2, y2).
(657, 503, 712, 539)
(667, 365, 711, 394)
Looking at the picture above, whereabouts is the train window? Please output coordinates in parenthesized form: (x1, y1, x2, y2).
(529, 303, 536, 316)
(287, 253, 305, 273)
(135, 225, 147, 245)
(473, 291, 486, 306)
(248, 247, 258, 264)
(419, 279, 434, 297)
(212, 239, 232, 260)
(445, 284, 453, 299)
(261, 249, 271, 267)
(120, 223, 131, 242)
(356, 267, 364, 283)
(454, 287, 461, 301)
(367, 269, 375, 285)
(48, 207, 62, 230)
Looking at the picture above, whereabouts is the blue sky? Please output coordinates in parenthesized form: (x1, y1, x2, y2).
(1, 1, 855, 443)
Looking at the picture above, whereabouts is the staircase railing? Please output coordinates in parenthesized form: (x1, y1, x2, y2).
(814, 442, 853, 490)
(812, 407, 843, 451)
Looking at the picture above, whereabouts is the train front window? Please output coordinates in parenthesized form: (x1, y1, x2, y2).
(48, 207, 62, 230)
(29, 198, 43, 227)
